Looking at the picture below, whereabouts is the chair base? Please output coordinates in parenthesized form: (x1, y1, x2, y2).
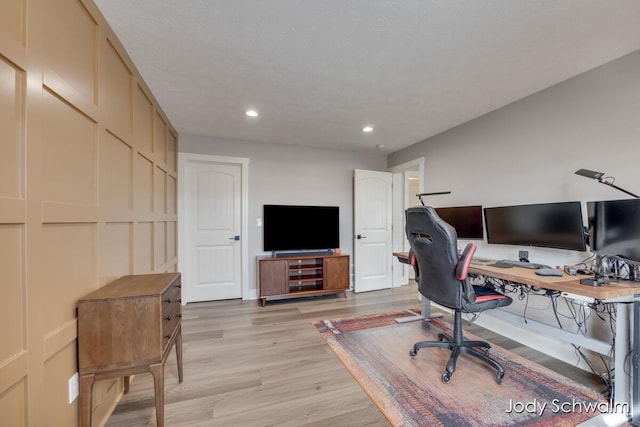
(409, 312, 505, 384)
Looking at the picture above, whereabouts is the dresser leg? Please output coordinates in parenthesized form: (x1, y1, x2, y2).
(150, 363, 165, 427)
(79, 374, 95, 427)
(175, 328, 184, 383)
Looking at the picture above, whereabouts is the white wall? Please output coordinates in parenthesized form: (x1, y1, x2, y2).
(390, 49, 640, 266)
(179, 135, 387, 294)
(388, 50, 640, 371)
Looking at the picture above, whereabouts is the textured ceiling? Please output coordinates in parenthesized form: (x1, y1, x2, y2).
(94, 0, 640, 153)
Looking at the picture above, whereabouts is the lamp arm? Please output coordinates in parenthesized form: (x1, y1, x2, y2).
(599, 180, 639, 199)
(417, 191, 452, 206)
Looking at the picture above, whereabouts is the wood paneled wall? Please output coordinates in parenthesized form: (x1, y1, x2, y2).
(0, 0, 178, 425)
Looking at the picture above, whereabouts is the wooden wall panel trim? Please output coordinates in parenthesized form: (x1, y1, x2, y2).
(135, 213, 156, 223)
(43, 0, 98, 109)
(0, 198, 25, 223)
(42, 319, 77, 361)
(0, 350, 27, 395)
(14, 0, 178, 424)
(41, 202, 99, 224)
(153, 111, 168, 165)
(99, 131, 134, 217)
(133, 83, 154, 155)
(43, 70, 99, 121)
(0, 41, 27, 76)
(103, 38, 133, 142)
(0, 0, 26, 52)
(0, 56, 25, 200)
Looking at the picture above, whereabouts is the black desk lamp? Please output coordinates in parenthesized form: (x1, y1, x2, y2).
(574, 169, 639, 198)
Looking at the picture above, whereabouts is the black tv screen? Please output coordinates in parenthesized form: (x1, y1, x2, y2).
(435, 205, 483, 239)
(587, 198, 640, 263)
(264, 205, 339, 251)
(484, 201, 586, 251)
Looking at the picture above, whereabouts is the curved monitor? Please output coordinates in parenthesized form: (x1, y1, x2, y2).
(434, 205, 483, 239)
(587, 198, 640, 263)
(484, 201, 587, 251)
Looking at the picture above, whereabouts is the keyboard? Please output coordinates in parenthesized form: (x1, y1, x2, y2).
(489, 259, 549, 269)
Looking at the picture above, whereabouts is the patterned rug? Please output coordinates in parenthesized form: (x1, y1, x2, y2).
(312, 309, 609, 427)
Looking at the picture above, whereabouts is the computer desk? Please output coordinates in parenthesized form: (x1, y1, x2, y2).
(393, 252, 640, 426)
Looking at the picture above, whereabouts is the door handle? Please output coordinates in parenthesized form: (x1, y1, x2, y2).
(356, 234, 367, 240)
(229, 235, 240, 241)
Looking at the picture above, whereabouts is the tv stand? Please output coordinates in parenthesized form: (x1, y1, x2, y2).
(258, 254, 349, 305)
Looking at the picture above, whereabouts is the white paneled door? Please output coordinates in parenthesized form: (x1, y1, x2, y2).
(184, 160, 242, 301)
(354, 169, 393, 292)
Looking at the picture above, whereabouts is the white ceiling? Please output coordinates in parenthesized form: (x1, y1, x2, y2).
(94, 1, 640, 153)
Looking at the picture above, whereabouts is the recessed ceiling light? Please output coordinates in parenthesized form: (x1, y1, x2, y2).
(376, 144, 385, 150)
(245, 109, 259, 117)
(362, 126, 373, 133)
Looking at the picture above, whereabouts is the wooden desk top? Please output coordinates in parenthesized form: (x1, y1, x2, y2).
(393, 252, 640, 301)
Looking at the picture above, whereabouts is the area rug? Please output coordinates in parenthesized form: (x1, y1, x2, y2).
(312, 309, 609, 427)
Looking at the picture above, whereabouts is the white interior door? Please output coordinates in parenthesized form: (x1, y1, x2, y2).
(354, 169, 393, 292)
(183, 160, 242, 301)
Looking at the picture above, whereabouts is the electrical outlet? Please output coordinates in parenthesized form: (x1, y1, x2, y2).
(68, 372, 79, 404)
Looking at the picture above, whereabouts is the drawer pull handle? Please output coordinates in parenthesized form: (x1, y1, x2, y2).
(165, 334, 171, 339)
(177, 314, 182, 318)
(165, 316, 172, 321)
(164, 298, 171, 303)
(175, 284, 182, 288)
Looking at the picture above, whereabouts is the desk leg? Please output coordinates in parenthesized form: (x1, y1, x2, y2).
(633, 301, 640, 424)
(149, 363, 165, 427)
(175, 327, 184, 383)
(79, 374, 95, 427)
(615, 302, 631, 416)
(396, 295, 444, 323)
(421, 297, 433, 318)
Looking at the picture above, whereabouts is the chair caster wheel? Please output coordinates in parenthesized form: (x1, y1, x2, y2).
(441, 371, 451, 383)
(409, 348, 417, 357)
(496, 372, 504, 384)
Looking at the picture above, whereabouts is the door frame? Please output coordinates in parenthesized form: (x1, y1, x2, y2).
(178, 153, 251, 302)
(388, 157, 424, 287)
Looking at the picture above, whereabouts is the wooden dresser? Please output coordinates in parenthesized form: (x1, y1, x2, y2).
(77, 273, 183, 427)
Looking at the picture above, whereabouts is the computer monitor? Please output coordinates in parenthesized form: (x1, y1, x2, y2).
(587, 198, 640, 263)
(484, 201, 587, 251)
(434, 205, 483, 239)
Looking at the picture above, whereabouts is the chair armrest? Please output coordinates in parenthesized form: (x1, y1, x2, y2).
(455, 243, 477, 280)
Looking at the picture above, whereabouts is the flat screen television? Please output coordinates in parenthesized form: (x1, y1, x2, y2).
(263, 204, 339, 252)
(434, 205, 484, 239)
(587, 198, 640, 263)
(484, 201, 587, 251)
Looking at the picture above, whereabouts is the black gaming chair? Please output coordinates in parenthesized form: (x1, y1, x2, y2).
(405, 206, 513, 384)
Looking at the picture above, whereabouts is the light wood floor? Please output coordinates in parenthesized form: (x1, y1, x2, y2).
(106, 282, 603, 426)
